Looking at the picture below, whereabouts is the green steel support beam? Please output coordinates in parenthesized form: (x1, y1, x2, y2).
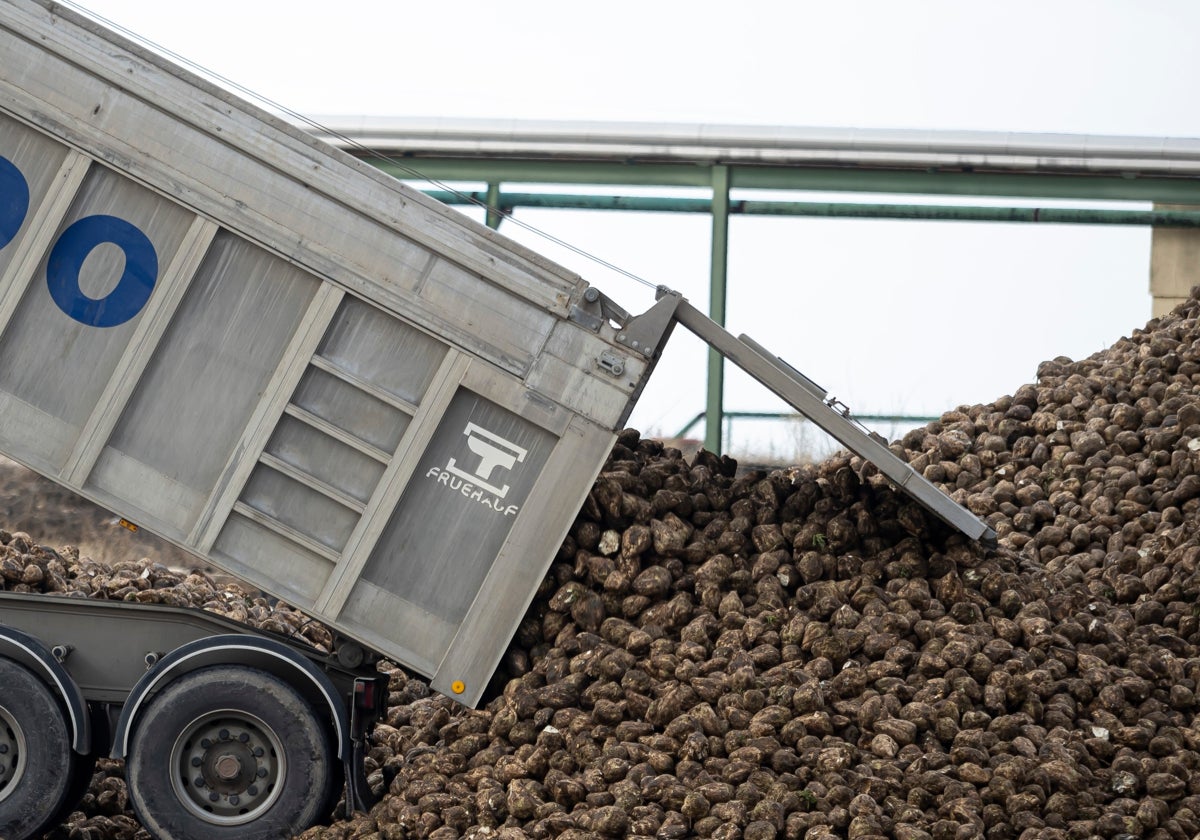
(727, 167, 1200, 204)
(361, 153, 1200, 458)
(364, 157, 711, 188)
(706, 165, 730, 454)
(362, 155, 1200, 204)
(484, 181, 502, 229)
(421, 190, 1200, 226)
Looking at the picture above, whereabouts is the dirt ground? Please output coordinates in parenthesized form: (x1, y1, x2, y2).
(0, 455, 201, 570)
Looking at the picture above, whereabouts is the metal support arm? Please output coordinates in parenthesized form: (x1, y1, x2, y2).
(663, 289, 996, 544)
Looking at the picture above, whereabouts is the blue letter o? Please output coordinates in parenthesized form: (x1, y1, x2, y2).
(0, 155, 29, 249)
(47, 215, 158, 327)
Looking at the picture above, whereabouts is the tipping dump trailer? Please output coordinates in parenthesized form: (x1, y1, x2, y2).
(0, 2, 994, 838)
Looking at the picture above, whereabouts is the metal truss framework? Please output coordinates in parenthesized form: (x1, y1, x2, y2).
(313, 118, 1200, 452)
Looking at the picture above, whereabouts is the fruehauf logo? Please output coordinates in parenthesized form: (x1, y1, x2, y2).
(426, 423, 528, 516)
(448, 423, 527, 497)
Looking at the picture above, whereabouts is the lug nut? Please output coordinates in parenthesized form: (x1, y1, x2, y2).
(214, 754, 241, 781)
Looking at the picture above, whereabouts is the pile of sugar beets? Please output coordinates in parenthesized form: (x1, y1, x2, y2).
(30, 289, 1200, 839)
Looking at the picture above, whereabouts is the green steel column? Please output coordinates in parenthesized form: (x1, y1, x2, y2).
(485, 182, 502, 229)
(705, 165, 730, 454)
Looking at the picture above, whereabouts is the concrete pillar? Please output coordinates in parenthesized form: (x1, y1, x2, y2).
(1150, 205, 1200, 317)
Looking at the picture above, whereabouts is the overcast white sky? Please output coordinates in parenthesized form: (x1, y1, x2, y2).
(69, 0, 1200, 457)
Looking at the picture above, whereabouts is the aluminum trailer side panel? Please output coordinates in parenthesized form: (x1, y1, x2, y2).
(0, 1, 661, 707)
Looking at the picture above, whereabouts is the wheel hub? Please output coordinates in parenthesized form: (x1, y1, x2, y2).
(172, 712, 284, 824)
(213, 753, 242, 781)
(0, 705, 26, 802)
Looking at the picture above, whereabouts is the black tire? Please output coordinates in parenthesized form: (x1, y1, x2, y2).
(59, 750, 99, 821)
(126, 665, 334, 840)
(53, 699, 107, 828)
(0, 657, 75, 840)
(321, 751, 347, 821)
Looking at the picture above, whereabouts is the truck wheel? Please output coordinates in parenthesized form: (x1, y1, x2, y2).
(0, 657, 74, 840)
(126, 665, 334, 840)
